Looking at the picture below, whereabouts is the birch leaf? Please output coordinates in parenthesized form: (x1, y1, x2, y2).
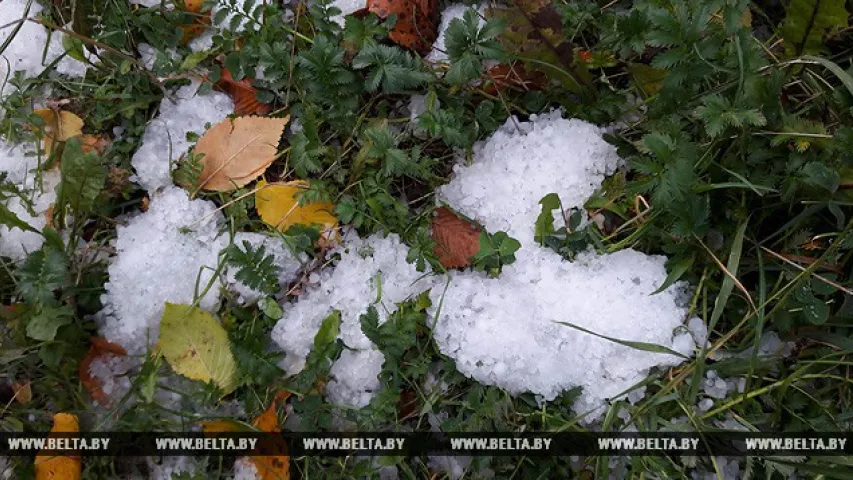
(158, 303, 238, 395)
(196, 116, 289, 192)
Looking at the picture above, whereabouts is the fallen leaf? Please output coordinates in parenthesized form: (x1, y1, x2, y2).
(158, 303, 238, 395)
(196, 116, 289, 192)
(431, 207, 482, 268)
(33, 109, 84, 156)
(361, 0, 440, 56)
(217, 68, 273, 116)
(255, 179, 338, 234)
(78, 134, 111, 156)
(12, 381, 32, 405)
(35, 413, 81, 480)
(487, 2, 594, 93)
(79, 337, 127, 407)
(251, 391, 291, 480)
(179, 0, 210, 45)
(483, 62, 547, 95)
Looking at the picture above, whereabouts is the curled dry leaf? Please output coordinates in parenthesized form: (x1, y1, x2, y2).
(33, 109, 84, 156)
(35, 413, 81, 480)
(255, 179, 338, 234)
(195, 115, 290, 192)
(79, 337, 127, 407)
(431, 206, 482, 268)
(361, 0, 440, 56)
(217, 68, 273, 116)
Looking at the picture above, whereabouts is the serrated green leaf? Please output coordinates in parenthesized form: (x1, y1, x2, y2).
(0, 201, 38, 233)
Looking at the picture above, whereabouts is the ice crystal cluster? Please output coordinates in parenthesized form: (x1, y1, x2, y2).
(271, 233, 433, 407)
(437, 111, 623, 246)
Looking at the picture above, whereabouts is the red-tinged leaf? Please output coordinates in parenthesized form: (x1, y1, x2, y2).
(361, 0, 440, 56)
(431, 207, 482, 269)
(217, 68, 273, 116)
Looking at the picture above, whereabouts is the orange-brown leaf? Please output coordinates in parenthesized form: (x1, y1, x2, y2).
(178, 0, 211, 45)
(79, 134, 111, 156)
(12, 381, 32, 405)
(79, 337, 127, 407)
(195, 116, 289, 191)
(363, 0, 440, 56)
(431, 207, 482, 269)
(35, 413, 81, 480)
(251, 391, 291, 480)
(217, 68, 273, 116)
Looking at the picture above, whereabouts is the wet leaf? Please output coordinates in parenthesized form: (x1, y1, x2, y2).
(196, 116, 289, 191)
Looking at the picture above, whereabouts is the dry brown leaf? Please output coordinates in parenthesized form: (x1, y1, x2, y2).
(35, 413, 81, 480)
(78, 337, 127, 407)
(33, 109, 84, 156)
(431, 207, 482, 268)
(250, 391, 291, 480)
(217, 68, 273, 116)
(12, 381, 32, 405)
(361, 0, 440, 55)
(255, 179, 338, 235)
(195, 116, 289, 192)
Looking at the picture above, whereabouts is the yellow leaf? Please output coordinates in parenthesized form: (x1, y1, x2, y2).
(33, 109, 84, 156)
(158, 303, 238, 395)
(12, 381, 32, 405)
(195, 116, 289, 192)
(35, 413, 81, 480)
(255, 179, 337, 234)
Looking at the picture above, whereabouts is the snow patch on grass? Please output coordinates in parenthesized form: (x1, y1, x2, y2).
(97, 186, 224, 354)
(430, 247, 692, 420)
(223, 232, 305, 304)
(0, 141, 59, 261)
(131, 82, 233, 191)
(0, 0, 87, 92)
(437, 111, 622, 246)
(271, 233, 432, 407)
